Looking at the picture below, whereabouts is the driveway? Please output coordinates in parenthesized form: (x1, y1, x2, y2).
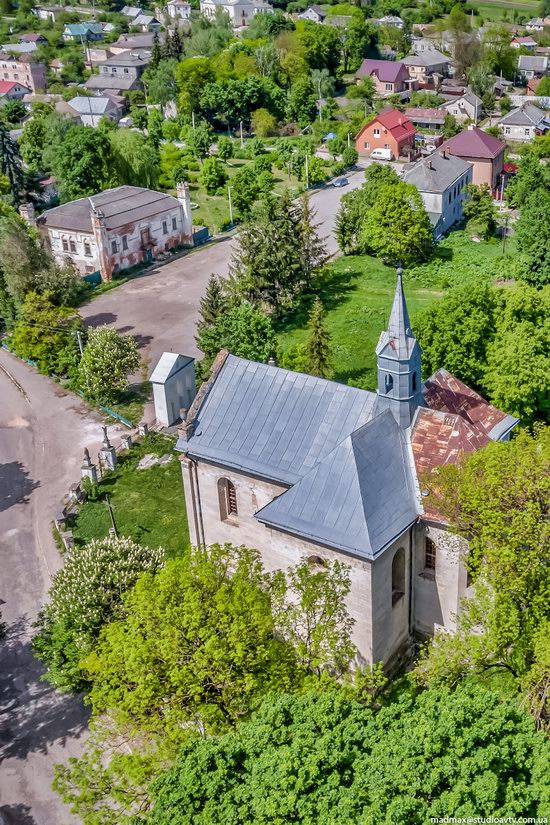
(79, 169, 368, 387)
(0, 351, 126, 824)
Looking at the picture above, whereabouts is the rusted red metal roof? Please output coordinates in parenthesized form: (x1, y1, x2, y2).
(422, 368, 510, 438)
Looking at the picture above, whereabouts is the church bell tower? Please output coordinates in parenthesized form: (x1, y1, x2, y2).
(375, 268, 423, 429)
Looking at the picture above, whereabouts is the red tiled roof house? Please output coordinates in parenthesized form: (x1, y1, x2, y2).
(438, 125, 505, 189)
(355, 108, 416, 160)
(355, 58, 410, 95)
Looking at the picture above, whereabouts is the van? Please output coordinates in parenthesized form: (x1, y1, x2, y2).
(370, 148, 393, 161)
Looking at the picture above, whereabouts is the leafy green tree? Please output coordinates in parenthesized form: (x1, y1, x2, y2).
(145, 59, 178, 111)
(197, 302, 276, 366)
(536, 76, 550, 97)
(247, 9, 294, 39)
(1, 99, 26, 126)
(467, 63, 496, 98)
(146, 109, 163, 149)
(483, 25, 516, 77)
(409, 90, 445, 107)
(33, 538, 165, 693)
(19, 115, 48, 171)
(78, 326, 140, 403)
(442, 112, 461, 138)
(347, 74, 375, 102)
(0, 121, 25, 200)
(149, 685, 550, 823)
(175, 57, 214, 115)
(84, 545, 300, 737)
(336, 163, 400, 254)
(273, 557, 354, 674)
(483, 285, 550, 422)
(217, 136, 233, 161)
(500, 94, 512, 114)
(0, 215, 49, 302)
(199, 156, 228, 195)
(463, 183, 497, 239)
(516, 189, 550, 286)
(362, 181, 433, 266)
(109, 129, 159, 189)
(415, 281, 498, 388)
(286, 76, 318, 127)
(416, 428, 550, 719)
(251, 107, 277, 137)
(505, 152, 550, 208)
(51, 126, 114, 201)
(303, 297, 332, 379)
(342, 146, 358, 167)
(186, 120, 213, 160)
(200, 77, 285, 129)
(296, 20, 341, 72)
(10, 291, 81, 375)
(231, 163, 260, 215)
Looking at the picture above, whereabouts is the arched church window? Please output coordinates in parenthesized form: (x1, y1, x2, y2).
(218, 478, 238, 520)
(391, 547, 405, 606)
(384, 373, 393, 394)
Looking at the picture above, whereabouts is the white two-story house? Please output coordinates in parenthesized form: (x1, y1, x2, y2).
(403, 149, 473, 238)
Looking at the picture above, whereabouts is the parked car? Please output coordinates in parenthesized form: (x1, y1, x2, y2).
(370, 148, 393, 161)
(333, 177, 349, 187)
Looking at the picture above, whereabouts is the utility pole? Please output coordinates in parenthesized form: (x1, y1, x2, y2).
(74, 330, 84, 356)
(502, 214, 509, 256)
(240, 120, 244, 148)
(318, 78, 322, 124)
(227, 185, 233, 225)
(347, 132, 351, 148)
(305, 153, 309, 190)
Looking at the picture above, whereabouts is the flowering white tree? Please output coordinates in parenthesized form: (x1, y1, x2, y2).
(33, 536, 164, 692)
(78, 326, 140, 404)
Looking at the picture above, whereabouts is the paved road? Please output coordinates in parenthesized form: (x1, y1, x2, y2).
(0, 351, 126, 825)
(79, 170, 368, 392)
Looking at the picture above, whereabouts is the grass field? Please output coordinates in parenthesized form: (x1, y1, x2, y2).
(277, 232, 512, 391)
(466, 0, 538, 21)
(72, 433, 189, 558)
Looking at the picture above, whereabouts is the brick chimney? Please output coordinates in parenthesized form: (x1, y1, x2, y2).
(90, 205, 113, 282)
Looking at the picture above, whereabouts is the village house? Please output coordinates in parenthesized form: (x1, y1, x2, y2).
(378, 14, 404, 28)
(438, 125, 505, 189)
(497, 102, 550, 142)
(0, 79, 30, 104)
(404, 107, 446, 131)
(36, 184, 194, 282)
(440, 91, 482, 123)
(165, 0, 192, 20)
(63, 22, 105, 42)
(298, 5, 326, 23)
(20, 32, 49, 46)
(1, 41, 39, 55)
(109, 32, 164, 55)
(84, 51, 151, 93)
(403, 149, 472, 239)
(0, 51, 46, 94)
(355, 109, 416, 160)
(200, 0, 274, 27)
(525, 17, 549, 32)
(401, 49, 452, 86)
(131, 14, 162, 32)
(517, 54, 549, 80)
(355, 58, 410, 96)
(173, 275, 518, 669)
(31, 5, 64, 21)
(355, 108, 416, 160)
(511, 35, 537, 50)
(65, 94, 126, 127)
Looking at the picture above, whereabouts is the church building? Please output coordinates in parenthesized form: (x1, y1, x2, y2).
(176, 272, 518, 668)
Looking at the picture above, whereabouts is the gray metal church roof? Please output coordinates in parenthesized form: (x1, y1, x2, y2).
(178, 355, 378, 485)
(255, 410, 419, 559)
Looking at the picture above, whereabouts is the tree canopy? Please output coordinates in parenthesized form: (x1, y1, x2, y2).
(149, 685, 550, 824)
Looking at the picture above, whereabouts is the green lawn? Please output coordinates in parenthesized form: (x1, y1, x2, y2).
(277, 232, 513, 391)
(72, 433, 189, 559)
(466, 0, 538, 20)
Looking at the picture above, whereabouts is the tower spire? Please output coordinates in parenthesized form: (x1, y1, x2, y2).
(387, 266, 413, 357)
(375, 267, 423, 428)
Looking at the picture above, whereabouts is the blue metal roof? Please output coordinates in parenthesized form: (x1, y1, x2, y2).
(255, 410, 419, 560)
(178, 355, 378, 485)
